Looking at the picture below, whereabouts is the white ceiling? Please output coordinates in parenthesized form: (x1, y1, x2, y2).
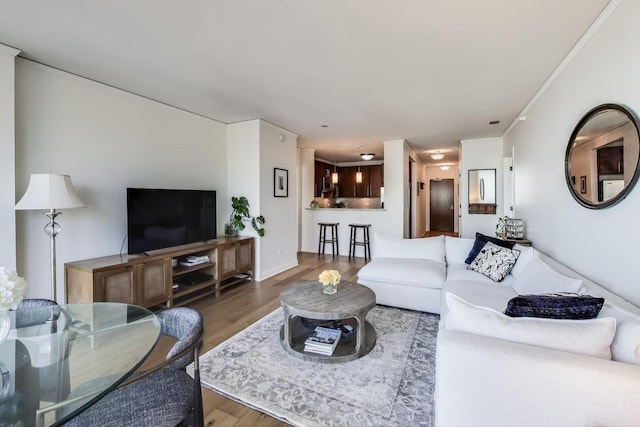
(0, 0, 610, 164)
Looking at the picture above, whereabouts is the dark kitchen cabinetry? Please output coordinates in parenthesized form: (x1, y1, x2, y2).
(368, 165, 383, 197)
(314, 162, 384, 198)
(597, 145, 624, 175)
(314, 160, 333, 197)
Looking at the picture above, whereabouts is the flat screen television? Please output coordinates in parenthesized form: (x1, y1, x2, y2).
(127, 188, 217, 254)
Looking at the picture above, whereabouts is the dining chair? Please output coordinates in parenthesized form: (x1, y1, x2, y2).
(62, 307, 204, 427)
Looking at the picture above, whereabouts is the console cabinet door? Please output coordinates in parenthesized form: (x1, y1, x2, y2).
(219, 243, 238, 280)
(95, 267, 136, 304)
(237, 239, 254, 272)
(138, 258, 172, 307)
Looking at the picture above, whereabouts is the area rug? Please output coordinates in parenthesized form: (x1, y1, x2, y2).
(198, 306, 439, 427)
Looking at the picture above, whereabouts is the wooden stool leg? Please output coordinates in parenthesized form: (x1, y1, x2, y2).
(333, 225, 339, 257)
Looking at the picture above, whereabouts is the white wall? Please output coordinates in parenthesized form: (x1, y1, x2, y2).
(459, 137, 504, 238)
(258, 120, 298, 278)
(383, 139, 407, 238)
(227, 119, 298, 280)
(15, 59, 227, 301)
(503, 0, 640, 306)
(0, 44, 19, 271)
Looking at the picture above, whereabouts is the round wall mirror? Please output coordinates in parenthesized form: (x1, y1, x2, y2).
(565, 103, 640, 209)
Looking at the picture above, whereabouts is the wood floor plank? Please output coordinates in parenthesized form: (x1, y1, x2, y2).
(143, 251, 367, 427)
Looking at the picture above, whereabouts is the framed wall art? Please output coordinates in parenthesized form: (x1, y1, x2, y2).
(274, 168, 288, 197)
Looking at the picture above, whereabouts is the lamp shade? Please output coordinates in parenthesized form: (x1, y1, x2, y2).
(15, 174, 86, 210)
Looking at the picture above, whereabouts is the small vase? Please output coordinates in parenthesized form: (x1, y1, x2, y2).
(224, 223, 237, 237)
(322, 283, 337, 295)
(0, 311, 10, 345)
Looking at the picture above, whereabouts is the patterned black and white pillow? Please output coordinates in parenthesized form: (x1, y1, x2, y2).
(467, 242, 521, 282)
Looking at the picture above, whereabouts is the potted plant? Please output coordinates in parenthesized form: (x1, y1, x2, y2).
(225, 196, 265, 237)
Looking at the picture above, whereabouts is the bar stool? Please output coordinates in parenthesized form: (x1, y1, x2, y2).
(318, 222, 339, 256)
(348, 223, 371, 260)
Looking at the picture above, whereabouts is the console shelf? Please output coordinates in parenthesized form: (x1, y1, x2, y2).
(64, 236, 254, 308)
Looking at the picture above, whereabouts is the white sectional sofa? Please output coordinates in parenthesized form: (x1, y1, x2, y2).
(357, 233, 640, 426)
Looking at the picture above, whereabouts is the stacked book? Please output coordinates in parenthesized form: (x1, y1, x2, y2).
(179, 255, 210, 267)
(304, 326, 341, 356)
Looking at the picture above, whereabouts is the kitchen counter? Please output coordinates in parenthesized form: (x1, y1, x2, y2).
(301, 207, 391, 257)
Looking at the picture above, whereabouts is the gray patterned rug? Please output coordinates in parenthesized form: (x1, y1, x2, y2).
(198, 306, 439, 427)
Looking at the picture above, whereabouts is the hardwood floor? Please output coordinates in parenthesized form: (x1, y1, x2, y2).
(144, 251, 369, 427)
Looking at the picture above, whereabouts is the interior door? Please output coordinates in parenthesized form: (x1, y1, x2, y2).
(430, 179, 454, 232)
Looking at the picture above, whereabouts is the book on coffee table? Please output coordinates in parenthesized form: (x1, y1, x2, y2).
(304, 326, 341, 355)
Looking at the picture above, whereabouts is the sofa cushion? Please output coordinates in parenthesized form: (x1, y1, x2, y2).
(373, 233, 445, 263)
(464, 232, 515, 264)
(357, 257, 446, 289)
(598, 302, 640, 365)
(439, 279, 518, 329)
(444, 236, 475, 265)
(445, 292, 616, 359)
(467, 242, 520, 282)
(513, 254, 582, 294)
(509, 244, 534, 277)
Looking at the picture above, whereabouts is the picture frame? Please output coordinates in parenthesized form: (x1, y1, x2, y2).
(274, 168, 288, 197)
(580, 175, 587, 194)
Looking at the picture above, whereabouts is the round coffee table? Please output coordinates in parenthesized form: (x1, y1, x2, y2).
(279, 280, 376, 363)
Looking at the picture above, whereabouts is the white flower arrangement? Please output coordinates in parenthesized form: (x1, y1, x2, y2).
(0, 267, 27, 311)
(319, 269, 341, 286)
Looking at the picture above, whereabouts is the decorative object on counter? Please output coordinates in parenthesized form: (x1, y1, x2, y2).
(360, 153, 375, 161)
(225, 196, 265, 237)
(15, 173, 86, 302)
(0, 268, 27, 343)
(495, 216, 509, 238)
(309, 200, 320, 208)
(505, 218, 524, 239)
(274, 168, 288, 198)
(319, 269, 341, 294)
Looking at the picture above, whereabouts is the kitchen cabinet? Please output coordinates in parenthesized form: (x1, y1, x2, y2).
(314, 162, 384, 198)
(597, 145, 624, 175)
(368, 165, 383, 197)
(315, 160, 333, 197)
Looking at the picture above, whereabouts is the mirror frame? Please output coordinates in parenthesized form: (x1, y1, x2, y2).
(564, 103, 640, 209)
(468, 168, 497, 214)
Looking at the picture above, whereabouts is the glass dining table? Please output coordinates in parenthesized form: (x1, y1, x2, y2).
(0, 302, 161, 426)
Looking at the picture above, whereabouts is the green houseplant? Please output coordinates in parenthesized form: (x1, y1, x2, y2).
(225, 196, 265, 237)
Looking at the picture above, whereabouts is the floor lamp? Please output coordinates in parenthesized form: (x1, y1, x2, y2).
(15, 174, 86, 303)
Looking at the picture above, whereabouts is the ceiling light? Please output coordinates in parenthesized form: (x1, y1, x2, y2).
(360, 153, 375, 161)
(440, 165, 450, 171)
(430, 152, 444, 160)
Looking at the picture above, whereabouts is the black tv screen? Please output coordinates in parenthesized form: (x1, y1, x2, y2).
(127, 188, 217, 254)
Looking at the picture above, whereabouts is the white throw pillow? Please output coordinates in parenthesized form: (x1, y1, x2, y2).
(467, 242, 520, 282)
(509, 245, 534, 278)
(444, 236, 475, 265)
(445, 292, 616, 359)
(513, 253, 582, 294)
(372, 233, 445, 263)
